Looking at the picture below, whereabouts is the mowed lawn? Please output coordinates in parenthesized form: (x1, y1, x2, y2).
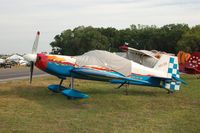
(0, 75, 200, 133)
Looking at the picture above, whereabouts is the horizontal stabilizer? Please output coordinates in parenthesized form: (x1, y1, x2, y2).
(172, 75, 187, 85)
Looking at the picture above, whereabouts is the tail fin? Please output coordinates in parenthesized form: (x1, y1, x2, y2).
(154, 55, 182, 91)
(154, 55, 171, 78)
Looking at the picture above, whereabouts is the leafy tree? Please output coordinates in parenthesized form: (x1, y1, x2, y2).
(50, 24, 195, 55)
(159, 24, 189, 53)
(97, 27, 120, 52)
(177, 25, 200, 53)
(50, 26, 109, 55)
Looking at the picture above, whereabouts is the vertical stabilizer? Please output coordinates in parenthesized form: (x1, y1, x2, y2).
(154, 55, 181, 91)
(154, 54, 171, 78)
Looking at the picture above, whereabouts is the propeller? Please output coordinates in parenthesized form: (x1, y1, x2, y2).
(30, 61, 34, 84)
(23, 31, 40, 84)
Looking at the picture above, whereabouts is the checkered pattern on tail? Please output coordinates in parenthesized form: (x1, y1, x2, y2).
(163, 57, 181, 91)
(167, 57, 180, 78)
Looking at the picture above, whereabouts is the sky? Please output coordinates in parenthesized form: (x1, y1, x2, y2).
(0, 0, 199, 54)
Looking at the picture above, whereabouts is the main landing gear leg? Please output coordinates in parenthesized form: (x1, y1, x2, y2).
(66, 77, 74, 100)
(61, 77, 89, 99)
(70, 77, 74, 89)
(115, 81, 129, 95)
(47, 79, 66, 93)
(59, 79, 64, 91)
(116, 81, 127, 89)
(167, 90, 173, 94)
(125, 83, 129, 95)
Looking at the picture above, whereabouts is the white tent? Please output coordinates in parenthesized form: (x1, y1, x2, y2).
(6, 54, 24, 63)
(19, 59, 29, 66)
(0, 58, 5, 64)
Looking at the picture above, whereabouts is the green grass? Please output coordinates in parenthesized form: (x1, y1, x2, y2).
(0, 75, 200, 133)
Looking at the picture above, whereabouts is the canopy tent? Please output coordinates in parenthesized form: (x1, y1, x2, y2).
(19, 59, 29, 65)
(6, 54, 24, 62)
(0, 58, 5, 64)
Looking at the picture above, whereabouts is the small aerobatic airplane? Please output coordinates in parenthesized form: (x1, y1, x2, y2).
(24, 32, 185, 99)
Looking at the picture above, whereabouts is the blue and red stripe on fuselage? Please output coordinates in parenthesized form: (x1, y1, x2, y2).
(35, 54, 74, 79)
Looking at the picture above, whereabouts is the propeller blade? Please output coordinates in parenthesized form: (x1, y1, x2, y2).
(30, 61, 34, 84)
(32, 31, 40, 54)
(26, 31, 40, 84)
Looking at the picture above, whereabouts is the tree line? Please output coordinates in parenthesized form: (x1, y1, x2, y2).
(50, 24, 200, 55)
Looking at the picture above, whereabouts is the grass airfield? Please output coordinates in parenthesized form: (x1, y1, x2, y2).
(0, 75, 200, 133)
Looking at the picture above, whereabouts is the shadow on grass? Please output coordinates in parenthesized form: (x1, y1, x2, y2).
(0, 85, 76, 108)
(0, 83, 167, 110)
(126, 89, 165, 97)
(83, 86, 165, 97)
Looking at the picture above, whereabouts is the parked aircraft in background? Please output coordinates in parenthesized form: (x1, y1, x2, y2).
(23, 32, 185, 99)
(118, 44, 174, 68)
(178, 51, 200, 77)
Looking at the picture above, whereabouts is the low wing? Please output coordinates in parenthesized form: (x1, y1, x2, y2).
(71, 68, 149, 84)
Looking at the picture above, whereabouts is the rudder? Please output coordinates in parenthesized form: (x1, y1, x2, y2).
(163, 56, 181, 91)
